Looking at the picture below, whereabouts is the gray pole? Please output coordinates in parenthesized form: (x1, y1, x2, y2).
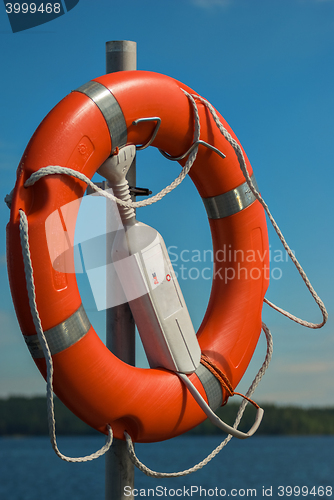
(106, 40, 137, 73)
(105, 40, 137, 500)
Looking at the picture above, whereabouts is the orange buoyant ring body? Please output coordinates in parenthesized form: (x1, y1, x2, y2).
(7, 71, 269, 443)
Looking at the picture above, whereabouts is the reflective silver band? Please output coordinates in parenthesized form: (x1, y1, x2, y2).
(195, 363, 222, 411)
(74, 81, 127, 150)
(203, 174, 259, 220)
(24, 304, 91, 359)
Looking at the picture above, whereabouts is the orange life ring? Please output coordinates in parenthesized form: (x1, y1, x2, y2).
(7, 71, 269, 443)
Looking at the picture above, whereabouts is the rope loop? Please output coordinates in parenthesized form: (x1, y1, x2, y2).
(200, 353, 260, 410)
(200, 353, 234, 397)
(19, 208, 113, 463)
(124, 322, 273, 478)
(187, 92, 327, 330)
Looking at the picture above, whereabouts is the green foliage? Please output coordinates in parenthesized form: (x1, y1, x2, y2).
(0, 397, 99, 436)
(0, 397, 333, 436)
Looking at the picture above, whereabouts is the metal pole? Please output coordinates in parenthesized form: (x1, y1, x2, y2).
(105, 40, 137, 500)
(106, 40, 137, 73)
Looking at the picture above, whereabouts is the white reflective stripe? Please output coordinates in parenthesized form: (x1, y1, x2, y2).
(24, 304, 91, 359)
(74, 80, 127, 150)
(203, 174, 259, 220)
(195, 363, 222, 411)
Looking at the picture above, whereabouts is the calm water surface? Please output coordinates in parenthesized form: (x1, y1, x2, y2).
(0, 435, 333, 499)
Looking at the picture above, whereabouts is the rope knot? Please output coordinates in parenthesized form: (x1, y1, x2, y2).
(200, 353, 260, 410)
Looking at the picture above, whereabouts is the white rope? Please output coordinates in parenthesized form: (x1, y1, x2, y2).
(12, 87, 326, 474)
(19, 209, 113, 463)
(124, 322, 273, 478)
(189, 92, 328, 330)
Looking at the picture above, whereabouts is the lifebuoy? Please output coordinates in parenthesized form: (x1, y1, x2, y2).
(7, 71, 269, 443)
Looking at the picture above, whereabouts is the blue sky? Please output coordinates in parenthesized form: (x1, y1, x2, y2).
(0, 0, 333, 407)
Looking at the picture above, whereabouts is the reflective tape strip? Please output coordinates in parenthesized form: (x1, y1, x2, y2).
(74, 80, 127, 150)
(195, 363, 222, 411)
(24, 304, 91, 359)
(203, 174, 259, 220)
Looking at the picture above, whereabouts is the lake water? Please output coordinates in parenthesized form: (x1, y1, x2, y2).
(0, 435, 333, 499)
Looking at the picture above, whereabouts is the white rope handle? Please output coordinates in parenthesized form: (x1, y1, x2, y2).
(189, 92, 327, 330)
(19, 209, 113, 462)
(124, 322, 273, 478)
(176, 372, 264, 440)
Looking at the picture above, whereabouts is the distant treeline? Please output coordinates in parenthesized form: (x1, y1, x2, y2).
(1, 397, 334, 437)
